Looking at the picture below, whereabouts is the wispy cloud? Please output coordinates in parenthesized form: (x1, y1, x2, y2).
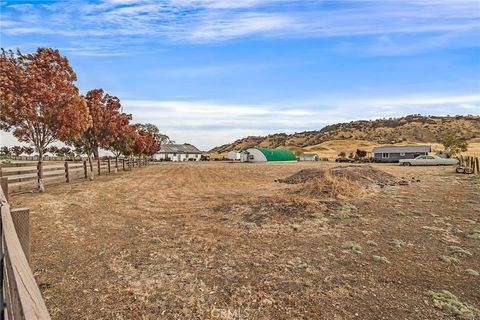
(1, 0, 479, 55)
(116, 94, 480, 149)
(1, 93, 477, 149)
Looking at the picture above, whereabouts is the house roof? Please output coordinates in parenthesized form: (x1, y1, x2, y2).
(157, 144, 202, 154)
(256, 148, 297, 161)
(372, 145, 431, 153)
(300, 153, 317, 157)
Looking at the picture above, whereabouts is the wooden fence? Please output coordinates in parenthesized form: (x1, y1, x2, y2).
(458, 155, 480, 175)
(1, 175, 51, 319)
(0, 157, 150, 193)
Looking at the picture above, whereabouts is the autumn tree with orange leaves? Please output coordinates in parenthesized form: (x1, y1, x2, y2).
(70, 88, 132, 177)
(109, 124, 137, 158)
(0, 48, 90, 190)
(132, 127, 161, 156)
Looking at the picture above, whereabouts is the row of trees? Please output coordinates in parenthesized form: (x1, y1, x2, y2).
(1, 48, 165, 187)
(1, 145, 35, 157)
(0, 145, 82, 158)
(338, 149, 368, 159)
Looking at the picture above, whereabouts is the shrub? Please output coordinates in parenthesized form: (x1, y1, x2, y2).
(425, 290, 479, 319)
(448, 246, 472, 257)
(439, 255, 459, 264)
(342, 242, 362, 254)
(372, 255, 390, 264)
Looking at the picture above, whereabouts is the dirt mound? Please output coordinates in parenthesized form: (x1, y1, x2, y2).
(214, 196, 325, 226)
(278, 165, 398, 188)
(277, 169, 326, 184)
(330, 165, 399, 188)
(295, 172, 366, 200)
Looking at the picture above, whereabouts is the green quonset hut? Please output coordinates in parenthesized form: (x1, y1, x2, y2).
(241, 148, 297, 162)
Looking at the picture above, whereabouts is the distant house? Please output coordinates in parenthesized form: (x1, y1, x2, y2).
(153, 143, 202, 161)
(372, 145, 431, 163)
(227, 150, 242, 161)
(240, 148, 297, 163)
(299, 153, 318, 161)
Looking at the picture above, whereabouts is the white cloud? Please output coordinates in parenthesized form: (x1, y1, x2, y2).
(114, 94, 479, 149)
(1, 94, 478, 150)
(1, 0, 479, 53)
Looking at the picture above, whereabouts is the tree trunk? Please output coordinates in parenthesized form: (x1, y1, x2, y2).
(87, 153, 94, 180)
(96, 146, 101, 176)
(37, 149, 45, 192)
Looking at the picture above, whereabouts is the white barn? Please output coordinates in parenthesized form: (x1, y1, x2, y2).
(227, 150, 242, 161)
(299, 153, 318, 161)
(153, 144, 202, 162)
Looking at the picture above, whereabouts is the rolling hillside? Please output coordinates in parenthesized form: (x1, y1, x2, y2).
(210, 115, 480, 156)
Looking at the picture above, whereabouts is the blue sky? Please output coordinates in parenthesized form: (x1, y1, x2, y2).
(1, 0, 480, 149)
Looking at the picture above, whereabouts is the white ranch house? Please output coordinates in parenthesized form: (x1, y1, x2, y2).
(153, 144, 203, 161)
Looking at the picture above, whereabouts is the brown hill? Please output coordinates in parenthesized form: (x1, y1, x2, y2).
(210, 115, 480, 154)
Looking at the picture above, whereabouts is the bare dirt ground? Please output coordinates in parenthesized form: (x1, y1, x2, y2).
(10, 162, 480, 320)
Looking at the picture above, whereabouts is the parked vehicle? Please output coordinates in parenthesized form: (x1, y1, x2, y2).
(335, 157, 355, 163)
(399, 155, 458, 166)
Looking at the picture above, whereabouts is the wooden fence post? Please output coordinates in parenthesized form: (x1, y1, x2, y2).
(475, 157, 479, 175)
(107, 157, 111, 173)
(10, 207, 31, 264)
(115, 157, 119, 171)
(97, 157, 101, 176)
(64, 161, 70, 183)
(122, 158, 126, 171)
(83, 160, 88, 179)
(1, 176, 8, 202)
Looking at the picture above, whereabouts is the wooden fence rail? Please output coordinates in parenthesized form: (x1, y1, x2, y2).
(1, 176, 51, 319)
(0, 157, 150, 194)
(458, 155, 480, 175)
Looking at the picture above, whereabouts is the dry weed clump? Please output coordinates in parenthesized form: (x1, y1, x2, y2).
(294, 171, 367, 200)
(425, 290, 480, 319)
(389, 239, 407, 248)
(448, 246, 473, 257)
(342, 242, 363, 254)
(466, 231, 480, 240)
(372, 255, 390, 264)
(439, 255, 459, 264)
(334, 202, 359, 220)
(465, 269, 479, 277)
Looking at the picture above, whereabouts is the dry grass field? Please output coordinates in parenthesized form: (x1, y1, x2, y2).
(10, 162, 480, 319)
